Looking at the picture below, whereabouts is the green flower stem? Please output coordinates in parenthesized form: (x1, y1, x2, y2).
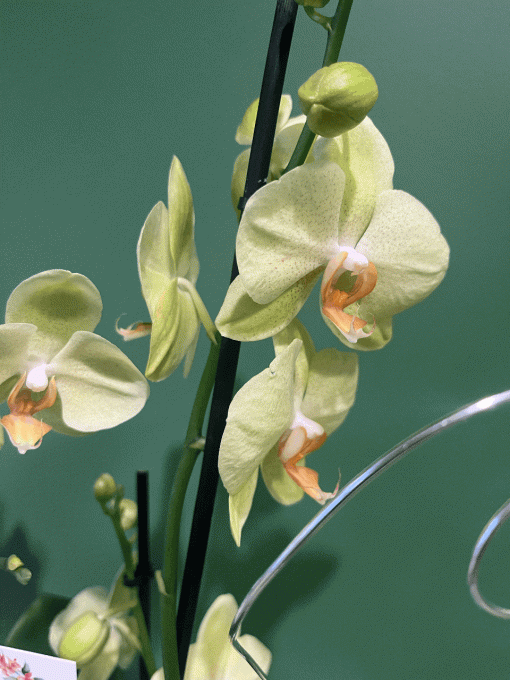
(283, 0, 354, 174)
(161, 336, 221, 680)
(108, 507, 157, 677)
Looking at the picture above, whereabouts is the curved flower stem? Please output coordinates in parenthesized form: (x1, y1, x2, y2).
(283, 0, 354, 174)
(160, 336, 221, 680)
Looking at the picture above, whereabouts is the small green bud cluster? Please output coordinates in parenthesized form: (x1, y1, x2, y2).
(94, 473, 137, 531)
(93, 473, 117, 501)
(298, 62, 378, 137)
(0, 554, 32, 585)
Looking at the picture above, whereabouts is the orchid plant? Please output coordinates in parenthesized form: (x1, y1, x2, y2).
(3, 1, 505, 680)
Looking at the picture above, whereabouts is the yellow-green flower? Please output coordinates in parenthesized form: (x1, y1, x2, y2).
(0, 270, 149, 454)
(219, 319, 358, 545)
(151, 594, 271, 680)
(49, 568, 139, 680)
(217, 118, 449, 350)
(117, 156, 216, 381)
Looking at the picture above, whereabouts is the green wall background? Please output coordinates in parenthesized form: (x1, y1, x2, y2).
(1, 1, 509, 678)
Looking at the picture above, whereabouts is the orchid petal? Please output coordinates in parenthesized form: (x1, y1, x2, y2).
(231, 148, 251, 218)
(351, 189, 450, 348)
(228, 469, 258, 547)
(260, 444, 305, 505)
(313, 116, 395, 245)
(189, 594, 238, 677)
(49, 587, 108, 654)
(137, 202, 176, 285)
(218, 340, 301, 495)
(272, 318, 315, 407)
(235, 95, 292, 145)
(144, 278, 201, 380)
(76, 636, 119, 680)
(237, 160, 345, 304)
(301, 348, 358, 435)
(0, 324, 37, 398)
(216, 270, 321, 342)
(231, 114, 306, 218)
(167, 156, 199, 283)
(5, 270, 103, 355)
(223, 634, 272, 679)
(267, 114, 307, 179)
(46, 331, 149, 432)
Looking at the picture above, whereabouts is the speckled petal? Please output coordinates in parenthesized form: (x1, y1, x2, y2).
(354, 189, 449, 324)
(237, 160, 345, 304)
(312, 116, 395, 246)
(215, 270, 321, 342)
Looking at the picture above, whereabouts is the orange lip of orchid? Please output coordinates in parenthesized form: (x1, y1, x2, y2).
(0, 372, 57, 454)
(278, 414, 339, 505)
(321, 247, 377, 343)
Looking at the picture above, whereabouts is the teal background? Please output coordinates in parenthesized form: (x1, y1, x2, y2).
(1, 1, 509, 678)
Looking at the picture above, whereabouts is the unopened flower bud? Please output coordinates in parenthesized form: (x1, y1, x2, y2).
(58, 611, 110, 665)
(298, 62, 378, 137)
(94, 473, 117, 501)
(119, 498, 138, 530)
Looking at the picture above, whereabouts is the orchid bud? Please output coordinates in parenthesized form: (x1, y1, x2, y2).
(298, 62, 378, 137)
(119, 498, 138, 530)
(93, 473, 117, 501)
(58, 611, 110, 665)
(0, 554, 32, 585)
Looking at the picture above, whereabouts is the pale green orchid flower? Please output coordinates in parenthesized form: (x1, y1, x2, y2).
(151, 593, 271, 680)
(219, 319, 358, 546)
(217, 117, 450, 349)
(231, 95, 306, 218)
(0, 270, 149, 454)
(117, 156, 216, 381)
(49, 567, 140, 680)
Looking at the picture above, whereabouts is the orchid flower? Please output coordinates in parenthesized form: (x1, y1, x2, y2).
(49, 567, 139, 680)
(151, 593, 271, 680)
(216, 116, 449, 349)
(117, 156, 216, 381)
(0, 270, 149, 454)
(219, 319, 358, 545)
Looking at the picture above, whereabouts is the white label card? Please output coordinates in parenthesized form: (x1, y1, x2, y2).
(0, 645, 77, 680)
